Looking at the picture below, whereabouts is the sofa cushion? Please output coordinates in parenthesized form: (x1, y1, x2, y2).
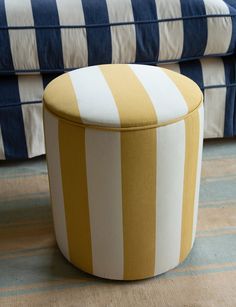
(0, 0, 235, 75)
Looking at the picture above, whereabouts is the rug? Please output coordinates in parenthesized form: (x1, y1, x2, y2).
(0, 139, 236, 307)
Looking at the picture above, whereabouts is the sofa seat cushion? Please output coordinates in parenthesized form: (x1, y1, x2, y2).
(0, 0, 236, 75)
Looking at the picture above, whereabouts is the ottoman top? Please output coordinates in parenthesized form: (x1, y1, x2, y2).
(43, 64, 202, 131)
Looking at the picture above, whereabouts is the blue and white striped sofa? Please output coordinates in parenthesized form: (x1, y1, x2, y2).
(0, 0, 236, 160)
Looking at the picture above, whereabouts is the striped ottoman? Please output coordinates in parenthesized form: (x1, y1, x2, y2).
(43, 64, 204, 281)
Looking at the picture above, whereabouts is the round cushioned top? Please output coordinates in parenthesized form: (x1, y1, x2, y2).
(43, 64, 203, 131)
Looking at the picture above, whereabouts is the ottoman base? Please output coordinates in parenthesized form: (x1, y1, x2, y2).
(58, 239, 196, 281)
(45, 106, 203, 281)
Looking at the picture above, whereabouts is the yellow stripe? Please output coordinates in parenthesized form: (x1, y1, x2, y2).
(100, 64, 157, 128)
(121, 129, 157, 280)
(43, 74, 80, 123)
(59, 120, 93, 273)
(180, 109, 200, 262)
(161, 68, 202, 113)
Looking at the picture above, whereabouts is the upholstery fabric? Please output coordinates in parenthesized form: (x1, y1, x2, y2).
(43, 64, 204, 280)
(43, 64, 202, 129)
(0, 0, 235, 74)
(0, 74, 57, 160)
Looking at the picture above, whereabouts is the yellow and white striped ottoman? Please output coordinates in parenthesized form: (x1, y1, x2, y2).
(43, 64, 204, 281)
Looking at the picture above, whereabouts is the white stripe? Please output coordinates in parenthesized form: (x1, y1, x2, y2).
(156, 0, 184, 61)
(69, 67, 120, 127)
(130, 65, 188, 122)
(155, 120, 185, 275)
(5, 0, 39, 71)
(18, 75, 45, 158)
(44, 109, 69, 259)
(21, 104, 45, 158)
(203, 88, 226, 138)
(201, 59, 226, 138)
(106, 0, 136, 63)
(18, 75, 44, 103)
(0, 127, 5, 160)
(200, 57, 225, 86)
(85, 128, 123, 279)
(56, 0, 88, 68)
(192, 105, 204, 246)
(158, 63, 181, 74)
(203, 0, 232, 55)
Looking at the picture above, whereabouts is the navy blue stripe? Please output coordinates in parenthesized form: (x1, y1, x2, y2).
(131, 0, 159, 62)
(179, 60, 204, 90)
(31, 0, 64, 71)
(0, 76, 23, 107)
(42, 73, 61, 89)
(222, 0, 236, 10)
(180, 0, 208, 59)
(81, 0, 112, 66)
(223, 0, 236, 53)
(0, 77, 28, 159)
(234, 99, 236, 136)
(0, 0, 14, 72)
(223, 56, 236, 137)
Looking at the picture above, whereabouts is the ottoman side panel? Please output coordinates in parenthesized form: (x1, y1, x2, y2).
(180, 106, 203, 262)
(191, 104, 204, 246)
(155, 106, 204, 274)
(43, 109, 69, 260)
(121, 129, 157, 280)
(155, 119, 186, 275)
(58, 120, 93, 274)
(85, 128, 124, 280)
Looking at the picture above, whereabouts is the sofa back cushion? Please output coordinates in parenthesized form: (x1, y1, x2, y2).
(0, 0, 235, 74)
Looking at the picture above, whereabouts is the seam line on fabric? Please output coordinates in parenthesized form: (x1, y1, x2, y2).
(0, 14, 235, 30)
(0, 52, 234, 75)
(43, 99, 203, 132)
